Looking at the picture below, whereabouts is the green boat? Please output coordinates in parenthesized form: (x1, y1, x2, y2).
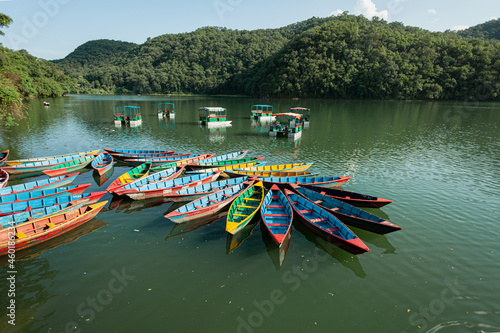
(42, 155, 95, 177)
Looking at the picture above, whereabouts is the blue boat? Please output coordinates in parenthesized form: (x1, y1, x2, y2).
(0, 150, 9, 166)
(2, 153, 96, 175)
(112, 166, 185, 195)
(163, 176, 249, 202)
(0, 184, 90, 204)
(0, 173, 78, 196)
(284, 189, 370, 254)
(92, 152, 114, 176)
(257, 175, 351, 189)
(191, 151, 249, 165)
(293, 186, 402, 234)
(260, 184, 293, 247)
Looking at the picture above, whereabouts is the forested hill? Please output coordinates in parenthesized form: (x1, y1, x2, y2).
(457, 18, 500, 41)
(54, 14, 500, 100)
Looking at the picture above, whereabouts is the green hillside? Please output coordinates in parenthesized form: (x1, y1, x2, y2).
(457, 18, 500, 41)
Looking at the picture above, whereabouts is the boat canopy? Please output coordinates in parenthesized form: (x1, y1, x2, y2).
(290, 107, 310, 112)
(251, 105, 273, 111)
(158, 102, 175, 110)
(272, 112, 302, 119)
(199, 107, 227, 115)
(113, 106, 141, 117)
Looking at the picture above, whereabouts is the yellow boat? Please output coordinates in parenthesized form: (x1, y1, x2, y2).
(235, 162, 313, 173)
(185, 161, 261, 174)
(226, 170, 317, 178)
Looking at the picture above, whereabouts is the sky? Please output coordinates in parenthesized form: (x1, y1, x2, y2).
(0, 0, 498, 60)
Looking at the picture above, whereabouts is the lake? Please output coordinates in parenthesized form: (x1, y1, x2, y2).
(0, 95, 499, 333)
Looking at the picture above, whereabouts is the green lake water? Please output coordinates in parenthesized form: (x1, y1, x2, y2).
(0, 95, 499, 333)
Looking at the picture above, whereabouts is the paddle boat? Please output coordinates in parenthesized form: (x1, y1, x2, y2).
(260, 185, 293, 247)
(226, 181, 265, 235)
(113, 105, 142, 127)
(269, 113, 304, 140)
(158, 102, 175, 118)
(290, 107, 310, 126)
(284, 189, 370, 254)
(251, 105, 275, 122)
(92, 152, 114, 176)
(199, 107, 232, 127)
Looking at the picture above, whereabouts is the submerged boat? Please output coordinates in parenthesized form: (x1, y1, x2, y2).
(226, 181, 264, 235)
(106, 162, 152, 193)
(284, 189, 369, 254)
(0, 173, 78, 197)
(0, 201, 107, 257)
(260, 185, 293, 247)
(43, 155, 95, 177)
(92, 152, 114, 176)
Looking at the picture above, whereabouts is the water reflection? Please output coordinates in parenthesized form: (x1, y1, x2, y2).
(226, 219, 259, 254)
(165, 211, 227, 240)
(261, 222, 291, 270)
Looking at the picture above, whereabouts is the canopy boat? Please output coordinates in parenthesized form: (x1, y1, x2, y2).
(260, 185, 293, 247)
(157, 102, 175, 118)
(4, 149, 100, 166)
(226, 181, 264, 235)
(43, 155, 95, 177)
(163, 176, 249, 202)
(2, 154, 94, 175)
(189, 150, 249, 166)
(0, 200, 88, 229)
(226, 170, 316, 178)
(123, 153, 215, 166)
(0, 191, 106, 217)
(0, 150, 9, 165)
(113, 105, 142, 127)
(0, 201, 107, 257)
(187, 156, 264, 170)
(112, 165, 185, 195)
(284, 189, 369, 254)
(92, 152, 114, 176)
(106, 162, 152, 193)
(0, 173, 78, 197)
(290, 107, 310, 126)
(256, 175, 351, 189)
(293, 184, 393, 208)
(250, 105, 274, 121)
(293, 186, 401, 234)
(269, 113, 304, 140)
(164, 180, 254, 223)
(103, 148, 175, 157)
(120, 171, 222, 200)
(235, 162, 313, 173)
(0, 169, 8, 189)
(0, 183, 91, 205)
(199, 107, 232, 127)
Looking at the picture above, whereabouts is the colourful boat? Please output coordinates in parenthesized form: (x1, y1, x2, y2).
(260, 184, 293, 247)
(2, 153, 98, 175)
(0, 150, 9, 165)
(0, 183, 91, 205)
(184, 160, 263, 174)
(0, 169, 8, 189)
(188, 156, 265, 170)
(92, 152, 114, 176)
(0, 173, 78, 196)
(0, 201, 107, 257)
(123, 154, 215, 166)
(290, 107, 310, 125)
(293, 186, 402, 234)
(165, 181, 253, 223)
(284, 189, 369, 254)
(226, 181, 264, 235)
(235, 162, 313, 173)
(256, 176, 351, 189)
(120, 171, 222, 200)
(0, 191, 106, 217)
(112, 166, 185, 195)
(0, 200, 89, 228)
(103, 148, 176, 157)
(226, 170, 316, 178)
(106, 162, 152, 193)
(250, 105, 274, 121)
(163, 176, 249, 202)
(157, 102, 175, 118)
(188, 150, 249, 167)
(3, 149, 99, 166)
(113, 105, 142, 127)
(294, 184, 393, 208)
(43, 155, 95, 177)
(269, 113, 304, 140)
(198, 107, 232, 127)
(113, 152, 189, 160)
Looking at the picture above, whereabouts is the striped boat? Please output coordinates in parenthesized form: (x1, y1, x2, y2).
(112, 166, 185, 195)
(4, 149, 99, 166)
(0, 173, 78, 196)
(92, 152, 114, 176)
(256, 175, 351, 189)
(235, 162, 313, 173)
(163, 176, 249, 202)
(187, 157, 264, 170)
(123, 154, 215, 166)
(43, 155, 95, 177)
(103, 148, 175, 157)
(106, 162, 152, 193)
(0, 150, 9, 166)
(260, 184, 293, 247)
(226, 181, 264, 235)
(0, 184, 91, 205)
(188, 150, 249, 167)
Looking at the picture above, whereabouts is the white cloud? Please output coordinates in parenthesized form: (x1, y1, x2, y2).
(428, 9, 437, 15)
(353, 0, 388, 21)
(452, 25, 469, 31)
(330, 9, 344, 16)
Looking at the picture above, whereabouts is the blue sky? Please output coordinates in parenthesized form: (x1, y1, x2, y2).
(0, 0, 498, 60)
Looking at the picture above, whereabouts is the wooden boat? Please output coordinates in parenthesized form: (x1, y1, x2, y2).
(226, 170, 316, 178)
(294, 184, 393, 208)
(0, 191, 106, 217)
(165, 181, 253, 223)
(0, 169, 8, 189)
(112, 165, 185, 196)
(121, 171, 222, 200)
(256, 176, 351, 189)
(184, 161, 263, 175)
(123, 153, 215, 166)
(0, 200, 89, 228)
(2, 154, 94, 175)
(4, 149, 99, 166)
(0, 150, 9, 165)
(92, 152, 114, 176)
(226, 181, 264, 235)
(163, 176, 249, 202)
(106, 162, 152, 193)
(0, 173, 78, 197)
(187, 156, 264, 170)
(188, 150, 249, 167)
(260, 184, 293, 247)
(284, 189, 369, 254)
(292, 186, 401, 234)
(0, 201, 107, 257)
(113, 152, 190, 161)
(43, 155, 95, 177)
(235, 162, 313, 173)
(0, 183, 91, 205)
(103, 148, 175, 157)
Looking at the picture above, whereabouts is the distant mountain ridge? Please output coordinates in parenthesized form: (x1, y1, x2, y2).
(457, 18, 500, 41)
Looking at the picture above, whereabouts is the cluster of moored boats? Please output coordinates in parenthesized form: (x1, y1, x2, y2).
(0, 148, 402, 258)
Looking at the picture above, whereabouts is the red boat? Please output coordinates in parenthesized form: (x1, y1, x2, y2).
(0, 169, 8, 189)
